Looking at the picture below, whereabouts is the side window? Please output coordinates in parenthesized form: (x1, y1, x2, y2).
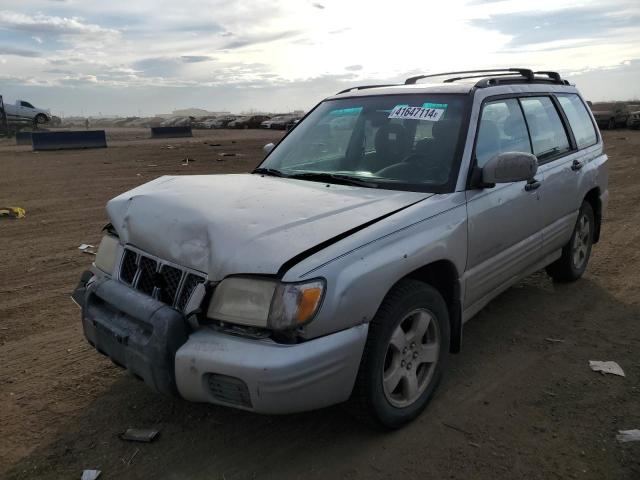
(519, 97, 571, 160)
(556, 94, 597, 149)
(475, 98, 531, 168)
(21, 101, 34, 108)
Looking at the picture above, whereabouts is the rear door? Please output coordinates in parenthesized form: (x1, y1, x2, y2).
(464, 97, 544, 309)
(524, 94, 597, 255)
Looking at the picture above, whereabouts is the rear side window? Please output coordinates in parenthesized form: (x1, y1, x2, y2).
(475, 98, 531, 167)
(520, 97, 571, 160)
(556, 94, 597, 149)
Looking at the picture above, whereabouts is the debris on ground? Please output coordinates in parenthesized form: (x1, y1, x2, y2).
(122, 448, 140, 466)
(161, 145, 176, 149)
(219, 152, 236, 157)
(589, 360, 625, 377)
(120, 428, 160, 443)
(616, 430, 640, 443)
(81, 470, 101, 480)
(147, 164, 158, 167)
(545, 338, 565, 343)
(208, 143, 221, 146)
(0, 206, 26, 219)
(78, 244, 96, 255)
(442, 422, 472, 436)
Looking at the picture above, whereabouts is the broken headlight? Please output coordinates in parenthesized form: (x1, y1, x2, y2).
(94, 235, 120, 275)
(207, 277, 325, 330)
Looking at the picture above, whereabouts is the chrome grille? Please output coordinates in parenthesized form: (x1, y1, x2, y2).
(177, 273, 206, 311)
(119, 247, 206, 312)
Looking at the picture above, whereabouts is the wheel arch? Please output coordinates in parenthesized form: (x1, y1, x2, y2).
(391, 259, 462, 354)
(584, 187, 602, 243)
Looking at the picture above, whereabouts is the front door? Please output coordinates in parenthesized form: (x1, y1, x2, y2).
(464, 97, 544, 310)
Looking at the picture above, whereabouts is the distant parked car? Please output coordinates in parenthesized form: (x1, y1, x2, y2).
(210, 115, 238, 129)
(229, 115, 271, 129)
(626, 104, 640, 129)
(260, 115, 299, 130)
(591, 102, 629, 129)
(5, 99, 50, 125)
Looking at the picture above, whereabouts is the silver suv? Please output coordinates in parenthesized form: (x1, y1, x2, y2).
(74, 68, 608, 428)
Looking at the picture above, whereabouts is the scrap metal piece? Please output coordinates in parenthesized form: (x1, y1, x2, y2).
(589, 360, 625, 377)
(617, 429, 640, 443)
(120, 428, 160, 443)
(81, 470, 101, 480)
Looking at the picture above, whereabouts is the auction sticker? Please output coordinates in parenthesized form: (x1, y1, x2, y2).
(388, 105, 444, 121)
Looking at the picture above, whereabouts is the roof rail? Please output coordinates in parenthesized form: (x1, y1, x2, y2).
(336, 84, 398, 95)
(405, 68, 534, 85)
(442, 72, 516, 83)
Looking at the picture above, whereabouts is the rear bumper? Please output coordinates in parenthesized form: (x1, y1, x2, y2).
(76, 272, 368, 413)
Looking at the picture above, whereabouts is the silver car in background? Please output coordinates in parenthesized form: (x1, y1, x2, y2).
(75, 68, 608, 429)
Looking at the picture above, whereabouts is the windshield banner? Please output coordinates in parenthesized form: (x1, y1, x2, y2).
(388, 105, 444, 122)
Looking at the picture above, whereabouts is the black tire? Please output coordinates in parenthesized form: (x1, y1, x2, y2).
(35, 113, 48, 125)
(349, 279, 450, 429)
(546, 201, 595, 282)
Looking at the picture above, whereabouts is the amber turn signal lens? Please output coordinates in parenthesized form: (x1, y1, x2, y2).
(296, 287, 323, 324)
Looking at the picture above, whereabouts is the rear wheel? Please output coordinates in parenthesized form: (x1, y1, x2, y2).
(349, 280, 449, 429)
(35, 113, 48, 125)
(546, 201, 594, 282)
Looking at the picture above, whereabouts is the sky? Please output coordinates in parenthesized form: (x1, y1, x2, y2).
(0, 0, 639, 116)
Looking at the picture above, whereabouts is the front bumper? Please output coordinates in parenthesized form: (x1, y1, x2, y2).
(76, 273, 368, 414)
(77, 274, 189, 396)
(175, 324, 368, 414)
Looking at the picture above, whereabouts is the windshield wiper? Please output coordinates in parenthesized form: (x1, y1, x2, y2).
(253, 167, 286, 177)
(287, 172, 379, 188)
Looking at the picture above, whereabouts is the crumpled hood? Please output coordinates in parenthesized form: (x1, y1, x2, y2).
(106, 174, 430, 279)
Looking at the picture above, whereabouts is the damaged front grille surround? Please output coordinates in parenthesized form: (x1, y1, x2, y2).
(119, 246, 206, 312)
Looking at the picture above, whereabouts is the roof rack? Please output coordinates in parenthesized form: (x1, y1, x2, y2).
(405, 68, 569, 87)
(336, 84, 398, 95)
(405, 68, 534, 85)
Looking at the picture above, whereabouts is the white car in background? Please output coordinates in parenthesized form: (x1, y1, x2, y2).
(5, 99, 50, 125)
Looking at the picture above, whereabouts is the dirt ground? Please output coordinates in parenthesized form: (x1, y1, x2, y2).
(0, 128, 638, 479)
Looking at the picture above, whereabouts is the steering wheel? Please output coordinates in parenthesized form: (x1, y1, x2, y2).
(375, 153, 436, 180)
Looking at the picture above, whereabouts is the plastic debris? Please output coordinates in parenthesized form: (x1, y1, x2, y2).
(589, 360, 625, 377)
(78, 244, 96, 255)
(120, 428, 160, 443)
(0, 206, 26, 219)
(545, 337, 565, 343)
(617, 430, 640, 443)
(81, 470, 101, 480)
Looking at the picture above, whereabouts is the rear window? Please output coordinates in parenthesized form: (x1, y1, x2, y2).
(520, 97, 571, 160)
(556, 94, 598, 149)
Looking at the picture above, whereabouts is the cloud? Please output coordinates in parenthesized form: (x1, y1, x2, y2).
(470, 6, 640, 48)
(312, 3, 325, 9)
(345, 64, 363, 71)
(0, 46, 42, 57)
(221, 30, 302, 49)
(180, 55, 214, 63)
(0, 11, 119, 38)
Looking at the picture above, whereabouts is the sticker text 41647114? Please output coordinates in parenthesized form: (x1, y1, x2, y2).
(388, 105, 445, 122)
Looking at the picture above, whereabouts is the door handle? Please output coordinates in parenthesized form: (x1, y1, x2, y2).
(525, 179, 541, 191)
(571, 160, 584, 171)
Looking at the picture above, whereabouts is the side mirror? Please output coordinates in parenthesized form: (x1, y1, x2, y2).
(482, 152, 538, 184)
(263, 143, 275, 154)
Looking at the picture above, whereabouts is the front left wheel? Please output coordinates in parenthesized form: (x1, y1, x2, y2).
(349, 280, 450, 429)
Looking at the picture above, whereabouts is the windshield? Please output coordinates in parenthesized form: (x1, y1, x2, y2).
(258, 94, 469, 192)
